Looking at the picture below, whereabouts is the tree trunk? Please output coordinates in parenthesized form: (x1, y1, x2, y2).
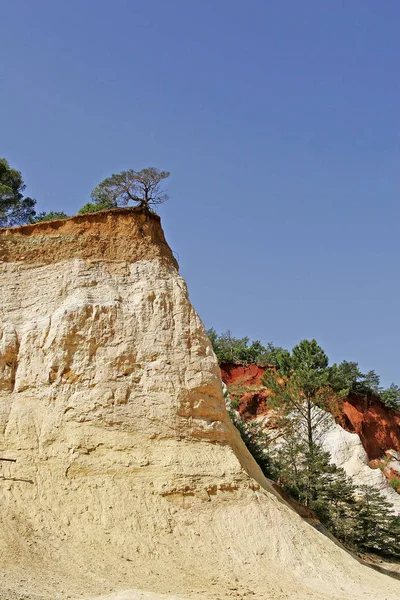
(305, 396, 314, 506)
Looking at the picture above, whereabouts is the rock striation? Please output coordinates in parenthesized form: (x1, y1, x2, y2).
(0, 210, 399, 600)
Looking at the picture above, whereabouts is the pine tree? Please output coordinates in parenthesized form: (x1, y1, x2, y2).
(352, 486, 400, 556)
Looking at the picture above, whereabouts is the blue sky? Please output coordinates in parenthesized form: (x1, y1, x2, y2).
(1, 1, 399, 385)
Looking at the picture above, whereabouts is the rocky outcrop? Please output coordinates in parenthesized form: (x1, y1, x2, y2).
(320, 414, 400, 513)
(220, 363, 275, 421)
(341, 393, 400, 459)
(0, 213, 398, 600)
(220, 362, 269, 388)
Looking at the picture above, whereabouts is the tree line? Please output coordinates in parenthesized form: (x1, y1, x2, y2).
(208, 328, 400, 410)
(0, 157, 169, 227)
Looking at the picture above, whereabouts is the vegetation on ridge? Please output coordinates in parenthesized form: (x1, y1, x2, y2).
(207, 328, 285, 366)
(31, 211, 70, 223)
(209, 328, 400, 410)
(1, 158, 169, 225)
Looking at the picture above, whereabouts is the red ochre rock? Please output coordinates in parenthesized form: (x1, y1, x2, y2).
(220, 362, 400, 461)
(220, 362, 270, 387)
(341, 393, 400, 460)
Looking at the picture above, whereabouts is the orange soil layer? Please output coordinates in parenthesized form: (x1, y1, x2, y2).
(0, 208, 178, 268)
(341, 393, 400, 460)
(220, 362, 400, 460)
(220, 363, 268, 387)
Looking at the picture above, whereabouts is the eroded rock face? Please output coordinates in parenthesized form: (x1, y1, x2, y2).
(220, 362, 268, 388)
(320, 414, 400, 514)
(0, 212, 398, 600)
(341, 393, 400, 460)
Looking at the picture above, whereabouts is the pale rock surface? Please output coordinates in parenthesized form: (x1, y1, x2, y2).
(320, 413, 400, 513)
(0, 211, 398, 600)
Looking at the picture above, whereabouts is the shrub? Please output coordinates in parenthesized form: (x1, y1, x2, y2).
(389, 478, 400, 491)
(78, 201, 114, 214)
(30, 211, 69, 223)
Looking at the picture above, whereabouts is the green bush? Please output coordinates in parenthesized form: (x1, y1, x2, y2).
(230, 398, 240, 410)
(389, 478, 400, 491)
(30, 211, 69, 223)
(207, 328, 285, 365)
(78, 201, 114, 214)
(227, 405, 276, 480)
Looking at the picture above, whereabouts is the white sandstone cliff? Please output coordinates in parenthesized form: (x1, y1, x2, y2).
(0, 209, 398, 600)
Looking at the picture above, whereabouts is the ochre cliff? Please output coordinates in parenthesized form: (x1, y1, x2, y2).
(220, 362, 268, 388)
(0, 207, 178, 268)
(341, 392, 400, 460)
(0, 214, 398, 600)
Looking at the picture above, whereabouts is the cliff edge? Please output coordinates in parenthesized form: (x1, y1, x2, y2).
(0, 207, 178, 268)
(0, 212, 398, 600)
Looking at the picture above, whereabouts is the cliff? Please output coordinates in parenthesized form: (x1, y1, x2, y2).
(0, 213, 398, 600)
(0, 207, 178, 267)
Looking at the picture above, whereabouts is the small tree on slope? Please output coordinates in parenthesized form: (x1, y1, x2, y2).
(352, 486, 400, 556)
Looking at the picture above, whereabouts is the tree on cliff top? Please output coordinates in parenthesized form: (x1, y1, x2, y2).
(79, 167, 170, 214)
(0, 158, 36, 227)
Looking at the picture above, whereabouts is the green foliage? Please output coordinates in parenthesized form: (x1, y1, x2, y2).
(89, 167, 170, 212)
(389, 478, 400, 491)
(380, 383, 400, 410)
(78, 200, 115, 214)
(328, 361, 381, 397)
(30, 211, 69, 223)
(352, 486, 399, 556)
(206, 328, 285, 365)
(274, 437, 358, 540)
(329, 360, 385, 398)
(291, 338, 329, 372)
(230, 398, 240, 410)
(0, 158, 36, 227)
(272, 434, 399, 555)
(328, 360, 361, 394)
(221, 330, 400, 555)
(376, 456, 391, 472)
(227, 405, 276, 480)
(329, 360, 400, 409)
(263, 339, 342, 454)
(357, 369, 381, 395)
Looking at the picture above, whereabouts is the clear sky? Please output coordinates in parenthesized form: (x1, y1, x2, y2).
(1, 1, 399, 385)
